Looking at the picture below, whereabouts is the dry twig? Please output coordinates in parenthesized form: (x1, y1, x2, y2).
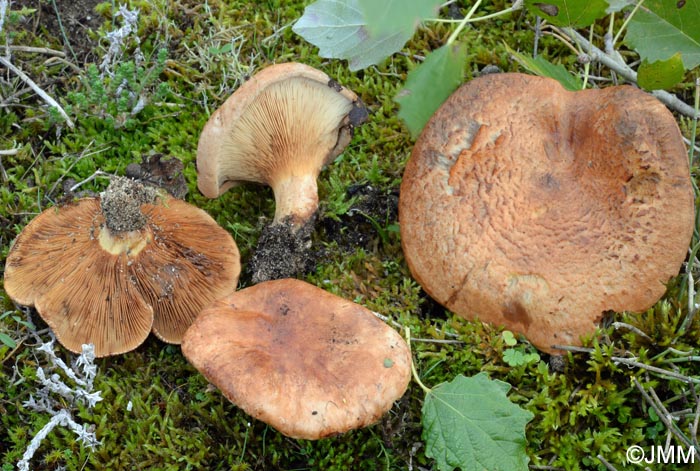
(633, 377, 695, 450)
(0, 56, 74, 128)
(560, 27, 699, 119)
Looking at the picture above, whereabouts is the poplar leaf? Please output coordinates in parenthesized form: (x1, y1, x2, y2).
(395, 43, 467, 138)
(637, 53, 685, 90)
(625, 0, 700, 70)
(423, 373, 534, 471)
(358, 0, 442, 36)
(524, 0, 609, 27)
(292, 0, 413, 71)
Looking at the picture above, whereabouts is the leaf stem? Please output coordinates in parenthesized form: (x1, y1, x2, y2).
(404, 327, 432, 395)
(581, 24, 594, 89)
(611, 0, 645, 46)
(446, 0, 483, 46)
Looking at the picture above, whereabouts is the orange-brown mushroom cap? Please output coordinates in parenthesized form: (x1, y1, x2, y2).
(196, 62, 367, 227)
(4, 194, 240, 357)
(181, 279, 411, 440)
(399, 73, 695, 354)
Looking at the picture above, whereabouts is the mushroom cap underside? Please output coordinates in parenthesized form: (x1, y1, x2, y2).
(4, 196, 240, 357)
(182, 278, 411, 440)
(196, 62, 365, 199)
(399, 72, 695, 353)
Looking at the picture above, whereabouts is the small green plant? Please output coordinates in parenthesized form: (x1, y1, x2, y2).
(502, 330, 541, 367)
(322, 173, 359, 221)
(66, 48, 170, 129)
(65, 6, 171, 129)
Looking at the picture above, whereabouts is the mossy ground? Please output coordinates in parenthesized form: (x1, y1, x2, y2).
(1, 1, 700, 470)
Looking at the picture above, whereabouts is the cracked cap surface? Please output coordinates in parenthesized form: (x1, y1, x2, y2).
(399, 73, 694, 353)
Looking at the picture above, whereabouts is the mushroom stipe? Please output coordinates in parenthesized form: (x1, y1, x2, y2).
(196, 62, 368, 283)
(399, 73, 695, 354)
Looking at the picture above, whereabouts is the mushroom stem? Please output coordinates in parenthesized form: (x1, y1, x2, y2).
(270, 172, 319, 228)
(97, 226, 151, 256)
(100, 177, 159, 233)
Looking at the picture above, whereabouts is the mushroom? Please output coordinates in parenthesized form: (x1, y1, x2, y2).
(196, 62, 368, 283)
(399, 73, 695, 354)
(181, 278, 411, 440)
(4, 177, 240, 357)
(196, 62, 367, 228)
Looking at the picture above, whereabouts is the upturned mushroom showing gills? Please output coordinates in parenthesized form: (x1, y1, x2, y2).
(399, 73, 695, 354)
(182, 278, 411, 440)
(196, 62, 368, 229)
(4, 177, 241, 357)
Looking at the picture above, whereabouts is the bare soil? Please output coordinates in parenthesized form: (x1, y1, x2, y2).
(14, 0, 104, 64)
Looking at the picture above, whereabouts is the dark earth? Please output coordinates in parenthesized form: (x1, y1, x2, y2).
(247, 184, 400, 284)
(15, 0, 104, 64)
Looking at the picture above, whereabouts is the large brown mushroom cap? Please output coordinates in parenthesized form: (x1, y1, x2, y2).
(4, 191, 240, 357)
(399, 73, 694, 354)
(196, 62, 367, 226)
(182, 278, 411, 440)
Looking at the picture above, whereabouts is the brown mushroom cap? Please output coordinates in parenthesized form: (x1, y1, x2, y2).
(4, 189, 240, 357)
(399, 73, 695, 354)
(181, 278, 411, 440)
(196, 62, 367, 227)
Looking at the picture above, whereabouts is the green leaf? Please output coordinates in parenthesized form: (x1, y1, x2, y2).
(395, 43, 467, 138)
(508, 48, 584, 91)
(358, 0, 441, 36)
(292, 0, 413, 71)
(503, 349, 525, 366)
(502, 331, 518, 346)
(208, 43, 233, 55)
(524, 0, 609, 27)
(637, 53, 686, 90)
(423, 373, 534, 471)
(625, 0, 700, 70)
(504, 349, 541, 366)
(0, 332, 16, 349)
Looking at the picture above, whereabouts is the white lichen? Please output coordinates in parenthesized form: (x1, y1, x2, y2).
(17, 339, 103, 471)
(99, 5, 142, 78)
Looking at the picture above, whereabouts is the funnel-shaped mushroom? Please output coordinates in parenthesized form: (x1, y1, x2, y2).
(4, 177, 240, 357)
(182, 279, 411, 440)
(196, 62, 367, 228)
(399, 73, 694, 354)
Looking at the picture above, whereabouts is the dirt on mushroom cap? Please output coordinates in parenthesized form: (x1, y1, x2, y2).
(399, 73, 695, 354)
